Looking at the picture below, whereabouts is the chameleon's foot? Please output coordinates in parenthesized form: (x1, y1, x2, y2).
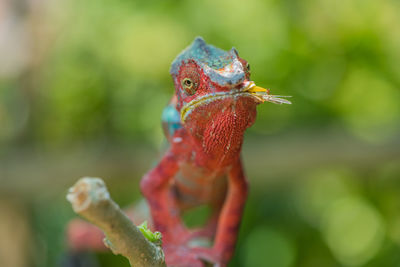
(191, 247, 227, 267)
(164, 244, 205, 267)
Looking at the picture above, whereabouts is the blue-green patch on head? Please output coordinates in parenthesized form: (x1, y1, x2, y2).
(170, 37, 246, 87)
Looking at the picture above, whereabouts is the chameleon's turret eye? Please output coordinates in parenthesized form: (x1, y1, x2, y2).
(178, 62, 200, 96)
(182, 78, 197, 95)
(183, 78, 192, 87)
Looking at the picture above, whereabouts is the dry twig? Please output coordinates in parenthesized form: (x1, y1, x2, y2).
(66, 177, 166, 267)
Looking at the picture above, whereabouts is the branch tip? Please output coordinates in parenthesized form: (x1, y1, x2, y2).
(67, 177, 110, 212)
(67, 177, 166, 267)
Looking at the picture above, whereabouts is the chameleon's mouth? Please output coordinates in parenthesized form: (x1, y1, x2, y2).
(180, 81, 291, 122)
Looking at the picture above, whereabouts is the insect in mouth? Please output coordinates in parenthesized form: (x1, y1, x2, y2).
(244, 81, 292, 105)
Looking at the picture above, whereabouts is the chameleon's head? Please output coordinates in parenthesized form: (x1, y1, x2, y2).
(171, 37, 291, 122)
(170, 37, 290, 164)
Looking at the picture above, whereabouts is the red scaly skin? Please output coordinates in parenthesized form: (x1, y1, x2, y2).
(140, 56, 257, 267)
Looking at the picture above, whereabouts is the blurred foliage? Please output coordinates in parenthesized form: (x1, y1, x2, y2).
(1, 0, 399, 148)
(1, 0, 400, 266)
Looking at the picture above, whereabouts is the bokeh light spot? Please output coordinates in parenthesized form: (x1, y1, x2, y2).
(321, 196, 385, 266)
(241, 226, 296, 267)
(295, 168, 356, 226)
(334, 67, 400, 143)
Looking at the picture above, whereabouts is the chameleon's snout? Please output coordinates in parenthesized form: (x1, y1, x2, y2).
(243, 81, 292, 105)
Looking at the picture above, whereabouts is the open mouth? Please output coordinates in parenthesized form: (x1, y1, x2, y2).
(180, 81, 291, 122)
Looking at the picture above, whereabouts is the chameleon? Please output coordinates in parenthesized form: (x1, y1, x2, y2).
(140, 37, 291, 266)
(66, 37, 291, 267)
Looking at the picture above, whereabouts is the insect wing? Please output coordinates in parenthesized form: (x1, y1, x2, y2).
(262, 95, 292, 105)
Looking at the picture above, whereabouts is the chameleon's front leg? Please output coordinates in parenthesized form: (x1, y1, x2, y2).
(141, 151, 208, 266)
(194, 158, 248, 266)
(140, 150, 188, 244)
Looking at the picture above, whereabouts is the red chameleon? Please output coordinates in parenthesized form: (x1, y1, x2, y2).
(68, 37, 291, 267)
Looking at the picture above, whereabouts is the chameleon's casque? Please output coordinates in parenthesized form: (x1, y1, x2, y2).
(170, 37, 246, 86)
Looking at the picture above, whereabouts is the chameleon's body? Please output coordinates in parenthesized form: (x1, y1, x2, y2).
(67, 37, 290, 267)
(141, 37, 290, 266)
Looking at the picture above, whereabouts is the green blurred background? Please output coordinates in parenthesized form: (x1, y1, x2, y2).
(1, 0, 400, 266)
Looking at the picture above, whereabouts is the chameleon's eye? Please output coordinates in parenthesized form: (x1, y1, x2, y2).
(183, 78, 192, 87)
(182, 78, 197, 95)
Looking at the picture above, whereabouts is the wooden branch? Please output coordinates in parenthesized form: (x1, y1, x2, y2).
(66, 177, 166, 267)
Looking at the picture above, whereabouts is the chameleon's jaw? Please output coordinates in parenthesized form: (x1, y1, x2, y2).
(180, 89, 253, 123)
(180, 81, 291, 122)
